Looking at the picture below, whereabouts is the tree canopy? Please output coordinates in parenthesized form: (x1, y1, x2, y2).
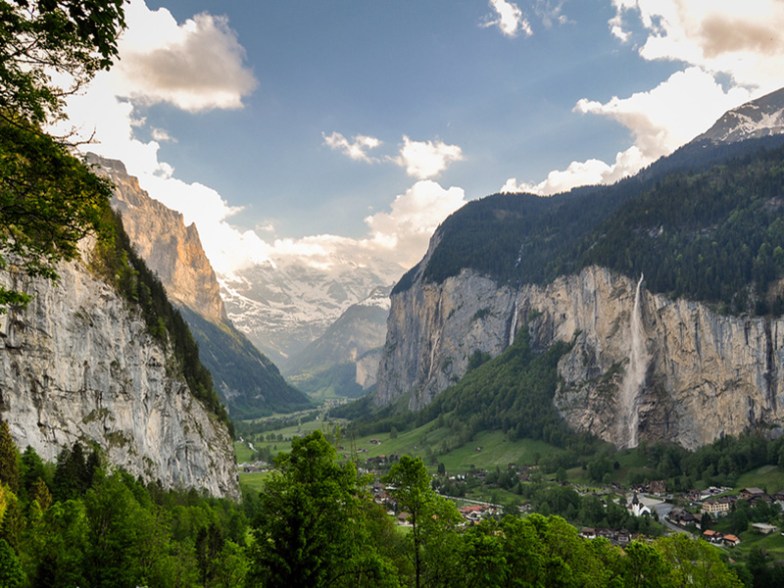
(0, 0, 126, 309)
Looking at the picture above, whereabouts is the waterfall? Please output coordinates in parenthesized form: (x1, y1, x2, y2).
(619, 275, 648, 448)
(508, 299, 519, 346)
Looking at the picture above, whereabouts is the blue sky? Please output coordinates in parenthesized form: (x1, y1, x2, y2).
(61, 1, 784, 276)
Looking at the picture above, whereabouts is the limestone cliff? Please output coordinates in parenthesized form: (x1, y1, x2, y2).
(377, 266, 784, 451)
(99, 157, 225, 325)
(90, 156, 309, 417)
(0, 243, 239, 498)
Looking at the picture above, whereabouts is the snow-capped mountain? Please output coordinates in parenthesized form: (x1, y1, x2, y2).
(220, 258, 401, 368)
(694, 86, 784, 145)
(283, 286, 391, 398)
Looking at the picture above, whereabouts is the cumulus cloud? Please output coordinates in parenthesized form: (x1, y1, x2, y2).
(363, 181, 467, 268)
(322, 131, 382, 162)
(393, 136, 464, 180)
(113, 1, 257, 111)
(503, 67, 751, 195)
(482, 0, 533, 37)
(505, 1, 782, 196)
(610, 0, 784, 93)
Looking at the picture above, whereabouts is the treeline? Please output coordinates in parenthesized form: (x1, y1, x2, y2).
(0, 422, 749, 587)
(0, 421, 247, 587)
(574, 147, 784, 314)
(403, 140, 784, 316)
(339, 331, 600, 459)
(636, 433, 784, 491)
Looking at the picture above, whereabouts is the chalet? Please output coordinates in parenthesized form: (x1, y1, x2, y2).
(580, 527, 597, 540)
(739, 487, 767, 501)
(702, 529, 723, 544)
(668, 508, 698, 527)
(648, 480, 667, 496)
(722, 534, 741, 547)
(751, 522, 778, 535)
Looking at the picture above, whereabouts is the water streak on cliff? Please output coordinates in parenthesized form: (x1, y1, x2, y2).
(618, 275, 648, 448)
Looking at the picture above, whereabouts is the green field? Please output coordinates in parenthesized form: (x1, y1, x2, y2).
(238, 470, 270, 492)
(736, 465, 784, 493)
(235, 414, 567, 477)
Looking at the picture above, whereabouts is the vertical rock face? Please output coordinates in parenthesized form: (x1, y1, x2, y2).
(90, 155, 309, 417)
(377, 266, 784, 450)
(101, 158, 226, 325)
(0, 245, 239, 498)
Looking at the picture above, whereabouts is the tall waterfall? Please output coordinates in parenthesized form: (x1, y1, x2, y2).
(508, 299, 519, 346)
(619, 275, 648, 448)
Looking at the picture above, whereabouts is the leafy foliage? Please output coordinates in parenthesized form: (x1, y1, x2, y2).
(0, 0, 125, 124)
(0, 0, 125, 307)
(249, 431, 400, 587)
(0, 117, 114, 307)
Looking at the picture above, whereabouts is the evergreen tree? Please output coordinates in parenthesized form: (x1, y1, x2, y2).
(0, 419, 19, 492)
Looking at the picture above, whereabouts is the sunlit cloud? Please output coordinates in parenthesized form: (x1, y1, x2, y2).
(482, 0, 533, 38)
(362, 180, 467, 268)
(503, 0, 780, 196)
(393, 136, 464, 180)
(322, 131, 383, 162)
(114, 1, 257, 111)
(609, 0, 784, 94)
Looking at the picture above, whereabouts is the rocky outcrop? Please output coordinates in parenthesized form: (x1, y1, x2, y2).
(99, 157, 225, 325)
(0, 243, 239, 498)
(89, 156, 309, 417)
(376, 266, 784, 450)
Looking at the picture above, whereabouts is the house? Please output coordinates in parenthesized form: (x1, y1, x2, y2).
(668, 508, 698, 527)
(648, 480, 667, 495)
(739, 487, 767, 501)
(751, 522, 778, 535)
(702, 498, 731, 517)
(702, 529, 723, 544)
(580, 527, 597, 540)
(722, 534, 741, 547)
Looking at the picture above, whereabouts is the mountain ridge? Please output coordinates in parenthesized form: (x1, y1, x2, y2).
(90, 155, 310, 418)
(373, 87, 784, 450)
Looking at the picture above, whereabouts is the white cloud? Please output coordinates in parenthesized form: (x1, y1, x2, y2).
(504, 1, 782, 196)
(609, 0, 784, 94)
(57, 1, 463, 277)
(362, 181, 467, 268)
(393, 136, 464, 180)
(576, 67, 749, 161)
(534, 1, 569, 28)
(113, 1, 257, 111)
(482, 0, 533, 37)
(322, 131, 382, 162)
(151, 128, 175, 142)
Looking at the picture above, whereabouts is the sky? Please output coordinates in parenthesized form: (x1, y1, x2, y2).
(58, 0, 784, 277)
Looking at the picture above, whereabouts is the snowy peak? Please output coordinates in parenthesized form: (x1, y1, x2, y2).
(695, 86, 784, 145)
(358, 285, 392, 312)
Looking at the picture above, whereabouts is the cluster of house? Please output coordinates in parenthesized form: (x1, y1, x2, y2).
(699, 486, 784, 516)
(458, 503, 503, 523)
(579, 527, 635, 546)
(701, 529, 742, 547)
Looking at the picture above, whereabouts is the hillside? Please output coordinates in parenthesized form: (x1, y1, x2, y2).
(397, 137, 784, 316)
(376, 90, 784, 450)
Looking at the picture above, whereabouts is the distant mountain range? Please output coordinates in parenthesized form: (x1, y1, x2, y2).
(284, 286, 391, 400)
(220, 258, 400, 369)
